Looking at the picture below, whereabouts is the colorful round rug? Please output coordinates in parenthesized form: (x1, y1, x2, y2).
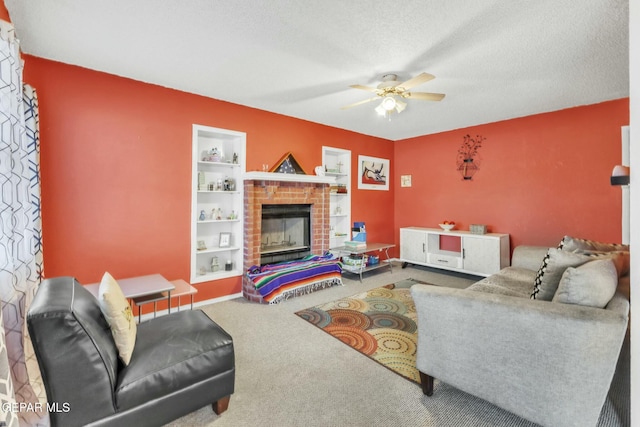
(295, 278, 425, 384)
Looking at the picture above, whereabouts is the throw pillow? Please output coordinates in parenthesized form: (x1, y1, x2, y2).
(98, 272, 137, 365)
(558, 235, 629, 253)
(575, 250, 630, 278)
(552, 259, 618, 308)
(530, 249, 592, 300)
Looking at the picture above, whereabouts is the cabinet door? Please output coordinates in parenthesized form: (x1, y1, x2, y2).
(400, 229, 427, 263)
(462, 236, 500, 275)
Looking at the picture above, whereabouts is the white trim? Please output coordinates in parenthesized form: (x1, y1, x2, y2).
(621, 126, 630, 245)
(244, 171, 335, 184)
(629, 0, 638, 424)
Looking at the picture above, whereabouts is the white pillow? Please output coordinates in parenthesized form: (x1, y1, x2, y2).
(552, 259, 618, 308)
(98, 272, 137, 365)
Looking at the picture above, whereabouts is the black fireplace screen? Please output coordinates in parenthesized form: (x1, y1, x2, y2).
(260, 204, 311, 265)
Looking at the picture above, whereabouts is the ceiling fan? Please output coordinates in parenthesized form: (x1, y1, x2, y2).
(341, 72, 445, 116)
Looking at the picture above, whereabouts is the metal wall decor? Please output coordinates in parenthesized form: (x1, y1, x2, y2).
(456, 134, 485, 180)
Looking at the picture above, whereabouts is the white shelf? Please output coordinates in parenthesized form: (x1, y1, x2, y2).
(198, 161, 241, 168)
(196, 246, 241, 255)
(192, 269, 243, 284)
(197, 190, 241, 194)
(191, 124, 246, 283)
(323, 146, 351, 250)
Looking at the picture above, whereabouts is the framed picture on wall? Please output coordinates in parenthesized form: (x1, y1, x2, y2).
(358, 155, 390, 191)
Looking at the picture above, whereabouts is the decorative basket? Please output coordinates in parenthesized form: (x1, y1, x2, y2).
(342, 255, 366, 266)
(470, 224, 487, 235)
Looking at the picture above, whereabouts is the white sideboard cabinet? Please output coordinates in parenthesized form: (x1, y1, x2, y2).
(399, 227, 510, 276)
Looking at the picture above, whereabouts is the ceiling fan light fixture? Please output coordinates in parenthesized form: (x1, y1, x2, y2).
(395, 99, 407, 113)
(381, 96, 397, 111)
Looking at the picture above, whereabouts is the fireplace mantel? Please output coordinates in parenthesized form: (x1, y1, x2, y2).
(244, 171, 335, 184)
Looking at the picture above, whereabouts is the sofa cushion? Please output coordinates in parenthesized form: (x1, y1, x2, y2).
(552, 259, 618, 308)
(99, 272, 137, 365)
(468, 267, 536, 298)
(574, 250, 630, 277)
(558, 235, 629, 253)
(530, 249, 592, 300)
(115, 310, 234, 411)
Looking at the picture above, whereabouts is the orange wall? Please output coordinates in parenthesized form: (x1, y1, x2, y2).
(22, 55, 394, 305)
(394, 98, 629, 250)
(21, 52, 628, 306)
(0, 5, 8, 21)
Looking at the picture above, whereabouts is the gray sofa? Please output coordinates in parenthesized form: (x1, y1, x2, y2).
(411, 245, 630, 427)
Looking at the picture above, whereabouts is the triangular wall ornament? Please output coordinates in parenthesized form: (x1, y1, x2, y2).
(269, 152, 307, 175)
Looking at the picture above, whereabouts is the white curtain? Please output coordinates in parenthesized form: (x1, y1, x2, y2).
(0, 19, 46, 426)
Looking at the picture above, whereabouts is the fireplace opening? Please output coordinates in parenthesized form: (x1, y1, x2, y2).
(261, 204, 311, 265)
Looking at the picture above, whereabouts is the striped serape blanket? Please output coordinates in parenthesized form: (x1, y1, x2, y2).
(247, 253, 342, 304)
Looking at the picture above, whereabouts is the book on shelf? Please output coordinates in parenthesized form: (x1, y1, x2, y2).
(343, 240, 366, 249)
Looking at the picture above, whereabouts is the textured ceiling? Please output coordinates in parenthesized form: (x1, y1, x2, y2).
(5, 0, 629, 141)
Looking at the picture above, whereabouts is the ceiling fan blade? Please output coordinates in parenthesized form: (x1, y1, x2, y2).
(340, 96, 380, 109)
(349, 84, 379, 93)
(405, 92, 446, 101)
(396, 73, 435, 91)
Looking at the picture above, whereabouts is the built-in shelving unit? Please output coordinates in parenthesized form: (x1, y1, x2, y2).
(322, 146, 351, 249)
(191, 125, 246, 283)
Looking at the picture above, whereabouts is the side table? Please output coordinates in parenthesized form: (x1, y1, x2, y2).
(332, 242, 395, 282)
(85, 274, 175, 322)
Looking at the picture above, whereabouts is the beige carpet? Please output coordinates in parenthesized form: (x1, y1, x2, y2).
(166, 263, 629, 427)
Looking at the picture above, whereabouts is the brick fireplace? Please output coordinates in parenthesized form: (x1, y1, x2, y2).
(243, 176, 331, 303)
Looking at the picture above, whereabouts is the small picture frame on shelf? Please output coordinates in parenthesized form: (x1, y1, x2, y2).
(219, 232, 231, 248)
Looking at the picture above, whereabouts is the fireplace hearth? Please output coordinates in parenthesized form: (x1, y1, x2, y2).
(243, 178, 331, 303)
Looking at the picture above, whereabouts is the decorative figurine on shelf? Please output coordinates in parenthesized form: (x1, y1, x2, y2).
(198, 172, 205, 190)
(199, 210, 206, 221)
(211, 208, 217, 220)
(222, 177, 234, 191)
(197, 240, 207, 251)
(211, 256, 219, 272)
(216, 179, 223, 191)
(215, 208, 223, 220)
(229, 210, 237, 220)
(232, 152, 238, 164)
(202, 148, 221, 162)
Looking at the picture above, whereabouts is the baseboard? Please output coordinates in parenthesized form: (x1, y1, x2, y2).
(136, 291, 243, 322)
